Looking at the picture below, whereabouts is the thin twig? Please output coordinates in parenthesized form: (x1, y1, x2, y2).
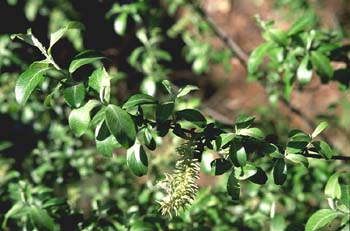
(303, 153, 350, 161)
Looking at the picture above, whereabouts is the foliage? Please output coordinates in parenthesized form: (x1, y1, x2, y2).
(0, 0, 349, 230)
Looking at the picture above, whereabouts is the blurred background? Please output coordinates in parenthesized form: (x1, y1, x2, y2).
(0, 0, 349, 230)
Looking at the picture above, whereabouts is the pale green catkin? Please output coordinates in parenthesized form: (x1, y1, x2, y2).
(158, 142, 200, 217)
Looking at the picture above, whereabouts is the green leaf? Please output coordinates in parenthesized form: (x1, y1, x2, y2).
(215, 133, 235, 150)
(69, 50, 105, 73)
(288, 14, 317, 36)
(11, 30, 47, 55)
(88, 67, 111, 103)
(235, 164, 257, 180)
(340, 184, 350, 208)
(127, 142, 148, 176)
(311, 121, 329, 138)
(123, 94, 157, 109)
(235, 115, 256, 129)
(29, 206, 54, 231)
(238, 128, 264, 140)
(175, 109, 207, 127)
(48, 21, 84, 53)
(264, 29, 288, 46)
(105, 104, 136, 148)
(156, 102, 174, 122)
(161, 80, 175, 95)
(310, 50, 334, 79)
(114, 13, 128, 35)
(15, 61, 50, 105)
(227, 170, 240, 201)
(63, 83, 85, 108)
(2, 202, 27, 229)
(259, 143, 283, 158)
(210, 158, 232, 175)
(69, 100, 100, 137)
(176, 85, 199, 98)
(248, 42, 274, 73)
(248, 167, 268, 185)
(312, 141, 333, 159)
(95, 120, 120, 157)
(142, 127, 156, 151)
(273, 159, 287, 185)
(285, 153, 309, 168)
(270, 214, 286, 231)
(325, 172, 341, 200)
(229, 142, 247, 167)
(297, 55, 313, 85)
(286, 131, 310, 154)
(305, 209, 339, 231)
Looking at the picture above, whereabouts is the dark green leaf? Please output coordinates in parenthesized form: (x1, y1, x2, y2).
(123, 94, 157, 109)
(143, 128, 156, 151)
(229, 142, 247, 167)
(105, 104, 136, 149)
(155, 102, 173, 123)
(69, 100, 100, 137)
(312, 141, 333, 159)
(325, 172, 341, 199)
(310, 50, 334, 79)
(210, 158, 232, 175)
(63, 83, 85, 108)
(259, 143, 283, 158)
(69, 50, 105, 73)
(305, 209, 339, 231)
(273, 159, 287, 185)
(175, 109, 207, 127)
(227, 170, 240, 201)
(29, 206, 54, 231)
(248, 167, 268, 185)
(127, 142, 148, 176)
(235, 115, 256, 129)
(235, 164, 257, 180)
(15, 61, 50, 105)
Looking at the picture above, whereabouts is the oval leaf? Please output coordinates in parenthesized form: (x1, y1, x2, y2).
(123, 94, 157, 109)
(325, 172, 341, 200)
(248, 42, 274, 73)
(175, 109, 207, 127)
(127, 142, 148, 176)
(273, 159, 287, 185)
(29, 206, 54, 231)
(105, 104, 136, 149)
(227, 170, 240, 201)
(210, 158, 232, 175)
(311, 121, 329, 138)
(69, 50, 105, 73)
(69, 100, 99, 137)
(63, 83, 85, 108)
(15, 62, 50, 105)
(305, 209, 339, 231)
(288, 14, 316, 36)
(285, 153, 309, 168)
(310, 50, 334, 79)
(114, 13, 128, 35)
(238, 128, 264, 140)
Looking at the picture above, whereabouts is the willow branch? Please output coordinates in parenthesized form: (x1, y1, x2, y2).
(192, 4, 334, 144)
(303, 153, 350, 161)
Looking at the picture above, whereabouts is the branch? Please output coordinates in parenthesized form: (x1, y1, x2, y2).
(192, 4, 333, 144)
(303, 153, 350, 161)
